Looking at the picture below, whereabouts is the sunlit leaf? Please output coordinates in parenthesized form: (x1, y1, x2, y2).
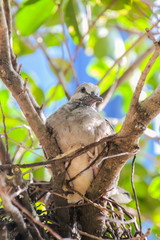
(16, 0, 56, 36)
(101, 0, 131, 10)
(148, 176, 160, 199)
(43, 32, 64, 47)
(65, 0, 82, 43)
(33, 165, 51, 181)
(46, 84, 66, 105)
(12, 33, 34, 56)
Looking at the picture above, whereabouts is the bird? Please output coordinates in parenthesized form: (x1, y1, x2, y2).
(46, 83, 115, 203)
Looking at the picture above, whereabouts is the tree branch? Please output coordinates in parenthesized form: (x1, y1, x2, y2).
(0, 137, 10, 165)
(98, 46, 154, 111)
(80, 36, 160, 236)
(0, 173, 33, 240)
(0, 1, 60, 158)
(0, 2, 68, 231)
(98, 21, 159, 85)
(0, 0, 11, 65)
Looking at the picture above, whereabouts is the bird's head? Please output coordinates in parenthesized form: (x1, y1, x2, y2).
(70, 83, 103, 107)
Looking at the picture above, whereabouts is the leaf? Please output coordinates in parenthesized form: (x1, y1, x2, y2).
(33, 165, 51, 181)
(117, 0, 152, 30)
(12, 33, 34, 56)
(87, 58, 117, 91)
(46, 85, 66, 105)
(16, 0, 56, 36)
(21, 72, 45, 106)
(43, 32, 64, 47)
(101, 0, 131, 10)
(148, 176, 160, 199)
(65, 0, 82, 43)
(32, 86, 45, 106)
(94, 29, 125, 59)
(0, 89, 10, 106)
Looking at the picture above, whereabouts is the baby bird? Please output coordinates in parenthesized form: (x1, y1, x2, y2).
(46, 83, 113, 203)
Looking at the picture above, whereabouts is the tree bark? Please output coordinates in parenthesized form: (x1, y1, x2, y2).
(0, 0, 160, 239)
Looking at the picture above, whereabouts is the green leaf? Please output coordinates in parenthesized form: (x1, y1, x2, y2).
(148, 176, 160, 199)
(8, 127, 30, 143)
(152, 224, 160, 236)
(117, 0, 152, 30)
(16, 0, 56, 36)
(21, 72, 45, 106)
(0, 89, 10, 106)
(32, 86, 45, 106)
(33, 165, 51, 181)
(65, 0, 82, 43)
(101, 0, 131, 10)
(94, 29, 125, 59)
(12, 33, 34, 56)
(88, 58, 117, 92)
(87, 58, 110, 80)
(46, 85, 66, 105)
(21, 156, 51, 181)
(43, 32, 64, 47)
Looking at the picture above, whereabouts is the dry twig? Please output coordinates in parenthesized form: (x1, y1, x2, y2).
(131, 155, 142, 233)
(0, 134, 136, 170)
(12, 199, 63, 240)
(78, 228, 151, 240)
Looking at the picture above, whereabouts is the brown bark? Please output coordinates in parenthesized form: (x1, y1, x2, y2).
(0, 0, 160, 239)
(0, 1, 69, 236)
(79, 47, 160, 236)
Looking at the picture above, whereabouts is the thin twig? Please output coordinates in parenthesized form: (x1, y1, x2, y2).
(72, 188, 123, 215)
(0, 173, 32, 240)
(130, 29, 160, 110)
(3, 0, 12, 40)
(64, 0, 118, 74)
(2, 0, 17, 70)
(0, 0, 57, 160)
(67, 145, 107, 183)
(12, 199, 63, 240)
(98, 46, 154, 112)
(7, 124, 35, 164)
(0, 135, 45, 160)
(78, 228, 151, 240)
(0, 134, 136, 170)
(35, 36, 70, 100)
(98, 20, 159, 85)
(131, 155, 142, 233)
(0, 103, 9, 160)
(130, 50, 159, 109)
(98, 34, 145, 85)
(0, 137, 11, 165)
(30, 186, 68, 200)
(58, 3, 79, 85)
(67, 145, 139, 184)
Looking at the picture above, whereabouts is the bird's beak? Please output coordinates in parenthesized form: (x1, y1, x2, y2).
(90, 93, 103, 102)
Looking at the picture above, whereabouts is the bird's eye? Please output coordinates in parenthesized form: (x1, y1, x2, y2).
(81, 87, 86, 93)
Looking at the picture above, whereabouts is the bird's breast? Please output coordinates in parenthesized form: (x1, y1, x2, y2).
(56, 108, 107, 152)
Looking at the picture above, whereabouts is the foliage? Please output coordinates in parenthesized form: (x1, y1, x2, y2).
(0, 0, 160, 239)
